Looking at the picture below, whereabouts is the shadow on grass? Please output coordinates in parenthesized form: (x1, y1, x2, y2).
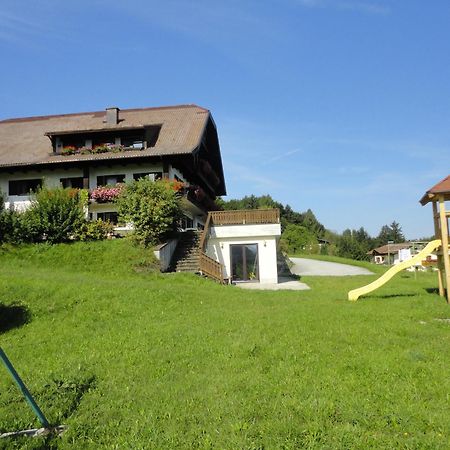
(425, 287, 442, 295)
(0, 304, 30, 333)
(368, 293, 416, 300)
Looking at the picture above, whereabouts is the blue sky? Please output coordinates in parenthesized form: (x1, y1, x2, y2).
(1, 0, 449, 239)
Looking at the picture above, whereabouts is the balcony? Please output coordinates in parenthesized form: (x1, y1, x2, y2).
(209, 209, 280, 225)
(89, 184, 124, 203)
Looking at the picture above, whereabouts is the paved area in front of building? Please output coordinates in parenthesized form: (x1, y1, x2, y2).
(233, 258, 373, 291)
(289, 257, 373, 276)
(234, 277, 310, 291)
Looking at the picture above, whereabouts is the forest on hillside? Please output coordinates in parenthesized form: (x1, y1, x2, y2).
(217, 194, 416, 260)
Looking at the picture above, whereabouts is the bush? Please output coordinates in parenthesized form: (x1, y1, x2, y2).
(117, 179, 182, 247)
(280, 224, 317, 254)
(0, 209, 28, 244)
(23, 186, 85, 243)
(76, 219, 114, 241)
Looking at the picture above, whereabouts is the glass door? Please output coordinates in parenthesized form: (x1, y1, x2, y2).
(230, 244, 259, 282)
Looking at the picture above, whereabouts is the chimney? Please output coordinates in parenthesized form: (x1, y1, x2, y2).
(105, 107, 120, 125)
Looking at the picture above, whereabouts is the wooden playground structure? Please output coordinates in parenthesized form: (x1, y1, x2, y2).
(348, 175, 450, 303)
(419, 175, 450, 303)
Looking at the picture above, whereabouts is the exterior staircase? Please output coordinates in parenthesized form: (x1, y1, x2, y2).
(171, 231, 201, 273)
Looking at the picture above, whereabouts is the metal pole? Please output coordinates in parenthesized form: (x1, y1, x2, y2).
(0, 347, 50, 428)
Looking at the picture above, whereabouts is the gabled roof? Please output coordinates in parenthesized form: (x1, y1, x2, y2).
(420, 175, 450, 205)
(369, 243, 411, 255)
(0, 104, 211, 168)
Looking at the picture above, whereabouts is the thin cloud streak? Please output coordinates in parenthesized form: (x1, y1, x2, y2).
(224, 161, 282, 192)
(296, 0, 390, 15)
(263, 148, 304, 165)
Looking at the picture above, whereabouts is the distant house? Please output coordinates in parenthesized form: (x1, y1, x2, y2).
(369, 242, 428, 265)
(0, 105, 281, 284)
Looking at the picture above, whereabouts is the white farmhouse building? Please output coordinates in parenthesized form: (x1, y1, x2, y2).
(0, 104, 282, 285)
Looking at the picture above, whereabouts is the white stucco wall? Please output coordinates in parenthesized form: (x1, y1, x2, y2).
(206, 223, 281, 284)
(0, 162, 169, 212)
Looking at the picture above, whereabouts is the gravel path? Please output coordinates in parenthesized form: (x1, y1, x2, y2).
(289, 257, 373, 276)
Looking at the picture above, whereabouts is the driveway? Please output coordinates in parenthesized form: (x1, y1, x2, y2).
(289, 257, 373, 276)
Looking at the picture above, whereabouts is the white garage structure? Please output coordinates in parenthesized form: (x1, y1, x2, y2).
(202, 210, 281, 284)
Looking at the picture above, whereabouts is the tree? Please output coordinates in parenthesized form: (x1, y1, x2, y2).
(336, 230, 370, 260)
(280, 224, 316, 254)
(376, 221, 405, 246)
(117, 179, 182, 247)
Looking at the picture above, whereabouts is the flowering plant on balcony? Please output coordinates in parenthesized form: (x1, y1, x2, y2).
(90, 184, 124, 203)
(91, 144, 118, 154)
(60, 143, 139, 156)
(61, 145, 77, 155)
(170, 180, 186, 192)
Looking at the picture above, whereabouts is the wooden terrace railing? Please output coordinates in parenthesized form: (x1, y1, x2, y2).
(209, 209, 280, 226)
(198, 212, 224, 283)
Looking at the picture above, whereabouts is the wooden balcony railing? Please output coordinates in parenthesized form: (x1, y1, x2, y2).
(209, 209, 280, 226)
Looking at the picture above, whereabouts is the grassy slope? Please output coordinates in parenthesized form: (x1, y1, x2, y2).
(0, 241, 449, 449)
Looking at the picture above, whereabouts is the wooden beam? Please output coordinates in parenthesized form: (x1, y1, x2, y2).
(433, 201, 445, 297)
(438, 196, 450, 303)
(83, 167, 90, 190)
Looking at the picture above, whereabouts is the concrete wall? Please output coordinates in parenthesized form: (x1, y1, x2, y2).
(154, 238, 179, 272)
(206, 223, 281, 284)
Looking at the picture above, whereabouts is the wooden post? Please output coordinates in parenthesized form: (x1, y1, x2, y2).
(433, 201, 445, 297)
(82, 167, 90, 190)
(438, 195, 450, 303)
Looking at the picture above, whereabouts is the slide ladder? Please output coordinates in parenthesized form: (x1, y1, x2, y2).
(348, 239, 442, 301)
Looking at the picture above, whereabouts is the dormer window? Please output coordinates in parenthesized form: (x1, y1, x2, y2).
(47, 125, 161, 155)
(121, 133, 144, 149)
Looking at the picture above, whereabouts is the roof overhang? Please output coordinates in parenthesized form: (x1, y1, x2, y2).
(420, 175, 450, 205)
(45, 125, 147, 137)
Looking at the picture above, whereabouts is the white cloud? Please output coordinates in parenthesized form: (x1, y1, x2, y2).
(0, 10, 45, 43)
(224, 161, 281, 192)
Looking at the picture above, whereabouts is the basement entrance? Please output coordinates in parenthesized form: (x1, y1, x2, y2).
(230, 244, 259, 282)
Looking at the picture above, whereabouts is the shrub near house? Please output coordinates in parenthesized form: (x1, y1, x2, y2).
(0, 187, 112, 244)
(117, 178, 182, 247)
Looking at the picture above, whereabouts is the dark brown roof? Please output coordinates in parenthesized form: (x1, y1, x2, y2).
(420, 175, 450, 205)
(0, 104, 210, 168)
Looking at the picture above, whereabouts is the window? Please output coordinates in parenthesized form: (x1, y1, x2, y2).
(133, 172, 162, 181)
(121, 133, 144, 149)
(230, 244, 259, 282)
(97, 174, 125, 186)
(92, 134, 115, 148)
(97, 212, 118, 224)
(9, 179, 42, 196)
(60, 177, 84, 189)
(178, 215, 194, 230)
(62, 137, 86, 150)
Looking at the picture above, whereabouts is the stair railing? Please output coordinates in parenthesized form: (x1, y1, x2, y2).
(199, 213, 224, 283)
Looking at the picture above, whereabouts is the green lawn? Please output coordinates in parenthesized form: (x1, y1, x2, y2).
(0, 241, 449, 449)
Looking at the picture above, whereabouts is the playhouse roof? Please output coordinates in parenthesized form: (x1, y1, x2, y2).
(419, 175, 450, 205)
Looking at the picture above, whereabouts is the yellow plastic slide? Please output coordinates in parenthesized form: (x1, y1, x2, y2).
(348, 239, 442, 301)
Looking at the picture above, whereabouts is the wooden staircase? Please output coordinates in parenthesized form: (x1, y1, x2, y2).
(171, 231, 201, 273)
